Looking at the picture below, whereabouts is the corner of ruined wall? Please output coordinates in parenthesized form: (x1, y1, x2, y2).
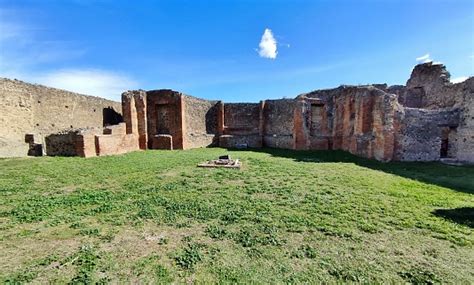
(304, 86, 399, 161)
(450, 77, 474, 163)
(75, 130, 99, 158)
(122, 90, 147, 149)
(393, 107, 461, 162)
(404, 62, 464, 109)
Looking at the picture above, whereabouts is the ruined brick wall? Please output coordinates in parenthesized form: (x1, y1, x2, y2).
(396, 63, 473, 163)
(182, 95, 219, 149)
(299, 86, 399, 161)
(45, 131, 78, 156)
(0, 79, 34, 156)
(122, 90, 147, 149)
(5, 62, 471, 163)
(223, 103, 260, 135)
(146, 90, 184, 149)
(330, 87, 399, 161)
(45, 123, 139, 157)
(95, 133, 139, 156)
(394, 108, 460, 161)
(0, 78, 122, 157)
(220, 103, 262, 148)
(262, 99, 296, 149)
(405, 62, 456, 108)
(451, 78, 474, 162)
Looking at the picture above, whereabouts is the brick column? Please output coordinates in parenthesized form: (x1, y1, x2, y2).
(133, 91, 148, 149)
(121, 92, 138, 135)
(293, 99, 308, 150)
(180, 94, 187, 149)
(217, 101, 225, 135)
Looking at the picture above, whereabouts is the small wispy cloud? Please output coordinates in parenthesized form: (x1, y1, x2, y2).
(415, 53, 443, 65)
(451, 76, 468, 84)
(257, 28, 277, 59)
(33, 69, 138, 101)
(0, 9, 136, 101)
(416, 53, 432, 63)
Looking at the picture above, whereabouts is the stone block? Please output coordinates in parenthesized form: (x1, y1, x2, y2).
(152, 134, 173, 150)
(95, 133, 140, 156)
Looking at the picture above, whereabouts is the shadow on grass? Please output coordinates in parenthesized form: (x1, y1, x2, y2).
(228, 147, 474, 194)
(433, 207, 474, 228)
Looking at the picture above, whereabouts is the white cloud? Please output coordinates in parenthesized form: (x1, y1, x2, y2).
(257, 28, 277, 59)
(451, 76, 468, 84)
(33, 69, 137, 101)
(416, 53, 432, 63)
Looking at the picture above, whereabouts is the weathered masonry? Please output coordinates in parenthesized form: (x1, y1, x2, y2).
(0, 78, 122, 157)
(1, 62, 473, 163)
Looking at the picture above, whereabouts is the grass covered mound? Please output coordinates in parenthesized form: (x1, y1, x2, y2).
(0, 148, 473, 283)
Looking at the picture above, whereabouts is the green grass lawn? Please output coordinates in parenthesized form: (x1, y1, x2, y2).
(0, 148, 473, 283)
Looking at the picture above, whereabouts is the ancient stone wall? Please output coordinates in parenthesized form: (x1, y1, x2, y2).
(3, 62, 471, 163)
(300, 86, 399, 161)
(145, 90, 184, 149)
(45, 123, 139, 157)
(394, 63, 473, 163)
(394, 108, 460, 161)
(182, 95, 219, 149)
(0, 78, 122, 157)
(262, 99, 296, 149)
(45, 131, 79, 156)
(223, 103, 260, 135)
(405, 62, 455, 108)
(219, 103, 262, 148)
(451, 78, 474, 162)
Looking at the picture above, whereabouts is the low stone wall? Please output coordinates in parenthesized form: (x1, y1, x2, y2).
(95, 133, 139, 156)
(45, 132, 77, 156)
(44, 123, 140, 158)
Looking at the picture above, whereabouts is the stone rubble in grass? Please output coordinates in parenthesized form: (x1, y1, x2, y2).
(198, 155, 241, 169)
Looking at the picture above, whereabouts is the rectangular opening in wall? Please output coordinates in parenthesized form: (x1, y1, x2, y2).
(440, 126, 456, 158)
(310, 103, 324, 136)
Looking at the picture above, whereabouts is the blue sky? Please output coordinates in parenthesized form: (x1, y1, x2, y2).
(0, 0, 473, 102)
